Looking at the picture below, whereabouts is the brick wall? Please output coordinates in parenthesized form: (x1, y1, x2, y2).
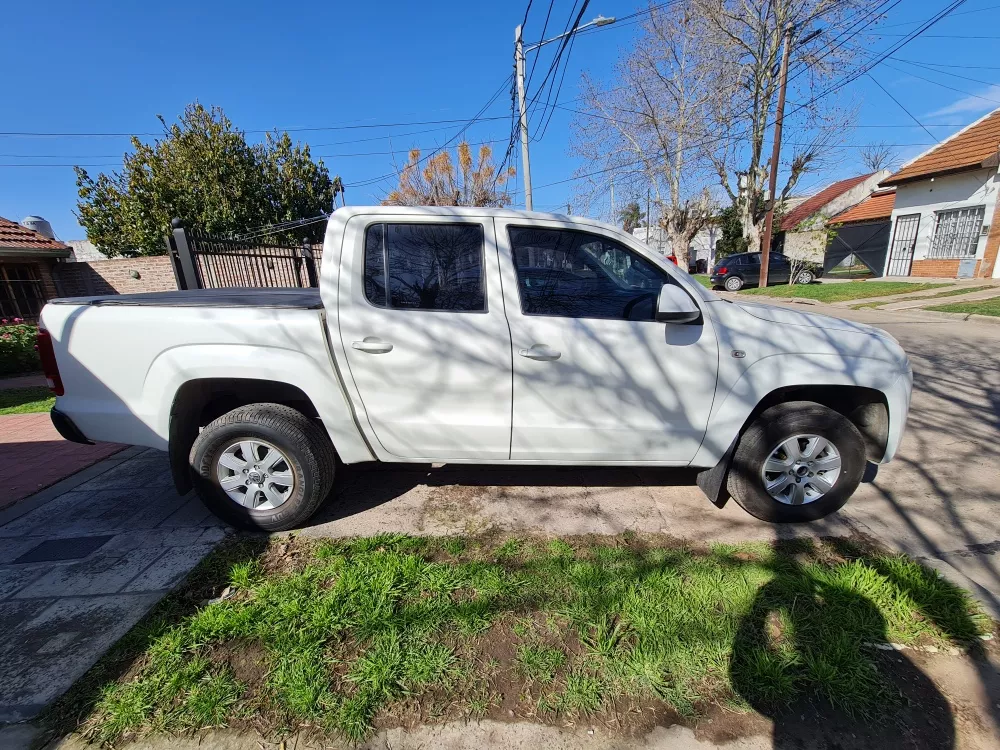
(54, 256, 178, 297)
(908, 259, 982, 278)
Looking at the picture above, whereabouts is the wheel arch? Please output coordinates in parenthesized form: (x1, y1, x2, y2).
(167, 377, 325, 496)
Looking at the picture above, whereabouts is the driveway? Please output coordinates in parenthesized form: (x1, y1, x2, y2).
(0, 448, 224, 722)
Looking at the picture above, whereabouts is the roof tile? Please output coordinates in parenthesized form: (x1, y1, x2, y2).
(0, 217, 70, 252)
(881, 107, 1000, 186)
(827, 191, 895, 225)
(779, 173, 874, 231)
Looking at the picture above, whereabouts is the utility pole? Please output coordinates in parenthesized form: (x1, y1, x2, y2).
(610, 175, 616, 221)
(514, 15, 615, 213)
(646, 188, 651, 244)
(758, 23, 793, 289)
(566, 203, 571, 215)
(514, 24, 533, 210)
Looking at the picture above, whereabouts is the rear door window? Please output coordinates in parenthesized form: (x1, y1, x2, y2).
(364, 223, 485, 312)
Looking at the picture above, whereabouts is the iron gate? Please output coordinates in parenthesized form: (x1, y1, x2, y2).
(886, 213, 920, 277)
(166, 219, 321, 290)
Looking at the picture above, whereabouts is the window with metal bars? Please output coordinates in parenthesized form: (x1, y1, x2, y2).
(929, 206, 985, 259)
(0, 263, 46, 320)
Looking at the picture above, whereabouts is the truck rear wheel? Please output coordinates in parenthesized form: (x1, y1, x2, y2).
(190, 403, 336, 531)
(727, 401, 865, 523)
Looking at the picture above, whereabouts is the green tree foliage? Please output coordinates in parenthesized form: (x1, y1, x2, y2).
(75, 103, 335, 256)
(618, 202, 644, 234)
(713, 204, 749, 259)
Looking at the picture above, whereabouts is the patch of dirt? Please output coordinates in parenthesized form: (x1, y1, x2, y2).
(422, 484, 492, 534)
(206, 640, 269, 692)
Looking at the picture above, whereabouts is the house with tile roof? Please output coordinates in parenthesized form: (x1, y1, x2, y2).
(879, 107, 1000, 279)
(0, 216, 70, 320)
(823, 189, 896, 278)
(775, 170, 890, 263)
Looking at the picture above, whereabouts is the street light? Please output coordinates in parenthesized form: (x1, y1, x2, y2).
(514, 15, 616, 210)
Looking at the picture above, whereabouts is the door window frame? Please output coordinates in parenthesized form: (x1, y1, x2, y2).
(504, 223, 699, 323)
(357, 219, 490, 314)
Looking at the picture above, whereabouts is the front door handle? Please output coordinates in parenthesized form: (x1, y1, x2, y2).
(518, 344, 561, 361)
(352, 337, 393, 354)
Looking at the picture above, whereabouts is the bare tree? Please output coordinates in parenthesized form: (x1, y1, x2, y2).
(694, 0, 866, 250)
(383, 143, 515, 207)
(860, 141, 898, 172)
(572, 3, 716, 269)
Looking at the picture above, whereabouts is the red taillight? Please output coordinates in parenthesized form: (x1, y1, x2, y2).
(717, 266, 728, 274)
(36, 329, 64, 396)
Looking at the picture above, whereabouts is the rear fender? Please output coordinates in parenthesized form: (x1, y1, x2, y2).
(143, 344, 374, 465)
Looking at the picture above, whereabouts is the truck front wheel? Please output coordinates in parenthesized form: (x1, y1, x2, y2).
(190, 403, 336, 531)
(727, 401, 866, 523)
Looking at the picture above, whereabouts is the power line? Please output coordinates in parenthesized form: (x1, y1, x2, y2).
(0, 115, 511, 139)
(880, 60, 1000, 104)
(888, 56, 1000, 88)
(866, 74, 940, 141)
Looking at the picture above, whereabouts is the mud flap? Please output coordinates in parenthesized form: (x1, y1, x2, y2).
(695, 439, 737, 508)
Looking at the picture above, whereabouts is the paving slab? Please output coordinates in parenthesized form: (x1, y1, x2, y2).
(0, 449, 225, 722)
(0, 412, 125, 510)
(0, 593, 163, 722)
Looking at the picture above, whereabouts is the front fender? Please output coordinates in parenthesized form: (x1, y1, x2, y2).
(690, 353, 910, 467)
(143, 343, 373, 463)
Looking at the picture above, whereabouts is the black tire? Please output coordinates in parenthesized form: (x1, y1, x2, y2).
(727, 401, 865, 523)
(189, 403, 336, 531)
(724, 275, 744, 292)
(795, 269, 816, 285)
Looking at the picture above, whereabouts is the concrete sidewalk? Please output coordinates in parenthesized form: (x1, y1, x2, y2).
(0, 448, 225, 722)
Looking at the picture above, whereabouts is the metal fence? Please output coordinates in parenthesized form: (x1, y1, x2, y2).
(166, 219, 322, 290)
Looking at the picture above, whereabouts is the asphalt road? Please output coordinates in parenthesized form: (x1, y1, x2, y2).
(305, 303, 1000, 618)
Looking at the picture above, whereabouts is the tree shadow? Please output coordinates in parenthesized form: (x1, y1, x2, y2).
(730, 540, 957, 749)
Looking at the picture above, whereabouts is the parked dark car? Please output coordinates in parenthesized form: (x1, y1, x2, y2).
(710, 252, 823, 291)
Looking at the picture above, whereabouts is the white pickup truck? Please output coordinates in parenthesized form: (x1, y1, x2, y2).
(39, 207, 911, 530)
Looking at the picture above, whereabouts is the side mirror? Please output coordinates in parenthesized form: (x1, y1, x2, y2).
(655, 284, 701, 324)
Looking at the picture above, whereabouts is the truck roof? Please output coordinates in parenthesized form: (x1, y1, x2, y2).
(328, 205, 614, 229)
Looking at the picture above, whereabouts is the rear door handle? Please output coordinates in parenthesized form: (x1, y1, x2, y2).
(518, 344, 561, 361)
(352, 338, 393, 354)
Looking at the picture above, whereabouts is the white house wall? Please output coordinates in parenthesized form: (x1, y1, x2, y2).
(885, 167, 1000, 277)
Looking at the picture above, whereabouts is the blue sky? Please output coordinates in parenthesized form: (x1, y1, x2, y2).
(3, 0, 1000, 240)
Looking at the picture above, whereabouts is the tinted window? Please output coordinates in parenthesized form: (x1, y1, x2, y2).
(744, 254, 760, 266)
(770, 253, 788, 266)
(509, 227, 669, 321)
(363, 223, 485, 311)
(364, 223, 387, 306)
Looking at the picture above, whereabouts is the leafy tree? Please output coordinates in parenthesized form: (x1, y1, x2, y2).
(75, 103, 334, 256)
(713, 204, 748, 259)
(618, 202, 644, 233)
(383, 142, 515, 207)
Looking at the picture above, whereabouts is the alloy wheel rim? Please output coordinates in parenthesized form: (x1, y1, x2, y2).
(797, 271, 813, 283)
(760, 434, 841, 505)
(726, 277, 741, 290)
(216, 439, 295, 510)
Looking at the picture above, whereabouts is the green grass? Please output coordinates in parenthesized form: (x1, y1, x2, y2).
(692, 274, 713, 288)
(926, 296, 1000, 317)
(49, 534, 991, 747)
(740, 281, 951, 303)
(0, 386, 54, 415)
